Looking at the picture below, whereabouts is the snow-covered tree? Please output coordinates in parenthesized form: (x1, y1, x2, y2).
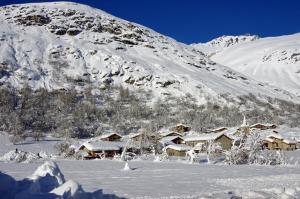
(205, 140, 222, 164)
(186, 149, 197, 164)
(225, 132, 286, 165)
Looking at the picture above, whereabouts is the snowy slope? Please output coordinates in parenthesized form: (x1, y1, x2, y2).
(0, 2, 297, 102)
(195, 34, 300, 97)
(191, 35, 259, 57)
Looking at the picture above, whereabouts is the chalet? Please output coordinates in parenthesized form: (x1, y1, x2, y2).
(282, 139, 297, 151)
(164, 144, 191, 157)
(184, 133, 233, 151)
(160, 131, 182, 138)
(170, 123, 191, 134)
(263, 133, 297, 151)
(160, 136, 184, 146)
(99, 133, 122, 142)
(250, 123, 277, 130)
(78, 140, 125, 159)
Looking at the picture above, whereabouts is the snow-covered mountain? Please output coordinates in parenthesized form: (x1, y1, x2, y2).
(0, 2, 297, 103)
(198, 34, 300, 97)
(191, 35, 259, 57)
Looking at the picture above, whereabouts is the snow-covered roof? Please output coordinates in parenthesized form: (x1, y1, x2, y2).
(164, 144, 191, 151)
(175, 123, 189, 127)
(250, 123, 276, 127)
(160, 131, 182, 137)
(206, 127, 228, 133)
(184, 133, 230, 142)
(264, 137, 275, 143)
(80, 141, 125, 151)
(264, 134, 296, 144)
(267, 133, 283, 140)
(128, 132, 142, 139)
(160, 136, 183, 145)
(99, 133, 122, 139)
(224, 128, 239, 136)
(282, 139, 297, 144)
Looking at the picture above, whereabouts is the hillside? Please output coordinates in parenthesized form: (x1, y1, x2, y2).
(193, 34, 300, 97)
(191, 35, 259, 57)
(0, 2, 297, 103)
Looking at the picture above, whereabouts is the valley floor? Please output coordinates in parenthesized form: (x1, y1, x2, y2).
(1, 132, 300, 198)
(1, 158, 300, 198)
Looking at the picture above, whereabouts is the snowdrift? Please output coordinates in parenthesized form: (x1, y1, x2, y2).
(0, 161, 121, 199)
(0, 149, 50, 163)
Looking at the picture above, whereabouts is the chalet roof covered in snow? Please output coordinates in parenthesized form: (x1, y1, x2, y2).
(206, 127, 228, 133)
(160, 136, 183, 145)
(175, 123, 189, 127)
(160, 131, 182, 137)
(264, 137, 275, 143)
(267, 133, 284, 140)
(99, 133, 122, 139)
(164, 144, 191, 151)
(250, 123, 277, 129)
(128, 132, 142, 139)
(184, 132, 231, 142)
(282, 139, 297, 144)
(80, 140, 125, 151)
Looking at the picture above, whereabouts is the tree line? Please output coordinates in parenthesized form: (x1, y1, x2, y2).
(0, 85, 299, 144)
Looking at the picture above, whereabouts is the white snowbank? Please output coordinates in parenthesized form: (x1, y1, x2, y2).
(0, 160, 108, 199)
(0, 150, 38, 163)
(51, 179, 85, 198)
(0, 149, 50, 163)
(29, 160, 65, 184)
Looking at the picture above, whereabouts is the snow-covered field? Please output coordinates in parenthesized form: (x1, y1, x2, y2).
(1, 132, 300, 198)
(0, 132, 62, 155)
(1, 158, 300, 198)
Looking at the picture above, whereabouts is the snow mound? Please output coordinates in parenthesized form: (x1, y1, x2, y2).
(29, 161, 65, 185)
(51, 179, 85, 198)
(122, 162, 132, 171)
(0, 160, 109, 199)
(0, 150, 51, 163)
(0, 150, 39, 163)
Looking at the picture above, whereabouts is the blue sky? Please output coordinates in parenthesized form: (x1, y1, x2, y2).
(1, 0, 300, 44)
